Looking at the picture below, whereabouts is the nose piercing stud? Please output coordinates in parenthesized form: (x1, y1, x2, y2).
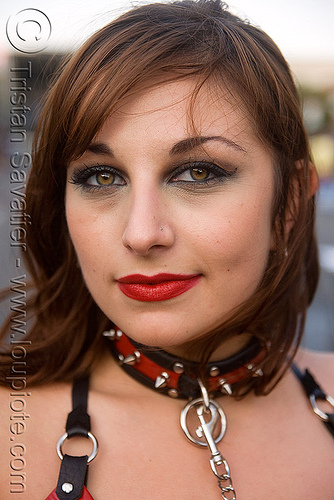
(160, 227, 163, 231)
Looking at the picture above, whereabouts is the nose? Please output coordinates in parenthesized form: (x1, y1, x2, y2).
(122, 188, 175, 256)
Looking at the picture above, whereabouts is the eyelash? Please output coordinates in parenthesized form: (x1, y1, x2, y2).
(68, 160, 236, 193)
(69, 165, 125, 192)
(170, 161, 234, 186)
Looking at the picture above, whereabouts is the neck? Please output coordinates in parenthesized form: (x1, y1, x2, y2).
(162, 332, 253, 363)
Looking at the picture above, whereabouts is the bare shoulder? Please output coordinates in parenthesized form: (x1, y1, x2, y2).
(0, 380, 72, 419)
(0, 381, 72, 498)
(0, 379, 72, 444)
(295, 347, 334, 395)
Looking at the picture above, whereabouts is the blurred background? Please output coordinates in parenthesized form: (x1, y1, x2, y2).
(1, 0, 333, 350)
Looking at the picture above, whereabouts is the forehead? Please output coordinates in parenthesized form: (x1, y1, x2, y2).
(96, 78, 259, 150)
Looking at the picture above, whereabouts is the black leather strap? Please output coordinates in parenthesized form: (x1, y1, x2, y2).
(292, 364, 334, 439)
(66, 377, 91, 438)
(55, 454, 89, 500)
(55, 376, 91, 499)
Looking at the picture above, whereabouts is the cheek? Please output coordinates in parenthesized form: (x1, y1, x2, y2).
(66, 202, 102, 275)
(210, 200, 272, 256)
(201, 199, 273, 298)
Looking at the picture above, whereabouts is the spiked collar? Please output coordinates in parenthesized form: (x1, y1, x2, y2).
(103, 327, 265, 399)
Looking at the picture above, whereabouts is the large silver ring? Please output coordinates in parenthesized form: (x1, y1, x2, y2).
(180, 398, 227, 447)
(56, 431, 98, 463)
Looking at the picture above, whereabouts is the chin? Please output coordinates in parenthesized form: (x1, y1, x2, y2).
(108, 313, 211, 351)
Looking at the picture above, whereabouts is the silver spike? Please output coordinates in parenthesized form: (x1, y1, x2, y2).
(247, 363, 263, 377)
(123, 351, 141, 365)
(155, 372, 170, 389)
(218, 378, 232, 395)
(253, 368, 264, 377)
(173, 362, 184, 374)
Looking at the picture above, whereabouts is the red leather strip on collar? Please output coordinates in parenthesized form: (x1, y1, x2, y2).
(116, 333, 180, 389)
(207, 348, 265, 391)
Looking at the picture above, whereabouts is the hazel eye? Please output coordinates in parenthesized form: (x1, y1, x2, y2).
(174, 166, 212, 182)
(95, 171, 115, 186)
(69, 165, 126, 190)
(189, 167, 210, 180)
(170, 162, 226, 183)
(86, 169, 125, 187)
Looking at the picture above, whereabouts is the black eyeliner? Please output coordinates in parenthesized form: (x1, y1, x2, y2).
(68, 163, 126, 191)
(169, 160, 237, 183)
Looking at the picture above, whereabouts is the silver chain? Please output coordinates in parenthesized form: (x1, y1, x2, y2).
(218, 481, 236, 500)
(217, 464, 236, 500)
(180, 380, 237, 499)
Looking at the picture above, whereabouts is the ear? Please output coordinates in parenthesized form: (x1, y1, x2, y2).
(285, 161, 319, 239)
(295, 159, 319, 197)
(271, 160, 318, 250)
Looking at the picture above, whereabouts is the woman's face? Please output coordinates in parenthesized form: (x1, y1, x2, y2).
(66, 79, 275, 351)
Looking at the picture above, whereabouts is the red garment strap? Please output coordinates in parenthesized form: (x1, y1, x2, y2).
(45, 485, 94, 500)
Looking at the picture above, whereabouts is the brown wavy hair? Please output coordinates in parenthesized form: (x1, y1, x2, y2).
(0, 0, 319, 393)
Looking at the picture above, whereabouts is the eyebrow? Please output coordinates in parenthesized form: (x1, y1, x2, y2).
(85, 135, 246, 158)
(169, 136, 246, 155)
(86, 142, 114, 155)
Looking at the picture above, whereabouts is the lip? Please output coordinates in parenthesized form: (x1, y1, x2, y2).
(116, 273, 201, 302)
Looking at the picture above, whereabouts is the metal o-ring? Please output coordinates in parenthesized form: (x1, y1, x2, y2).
(56, 431, 98, 463)
(310, 394, 334, 421)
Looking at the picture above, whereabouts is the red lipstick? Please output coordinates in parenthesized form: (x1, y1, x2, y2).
(117, 273, 201, 302)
